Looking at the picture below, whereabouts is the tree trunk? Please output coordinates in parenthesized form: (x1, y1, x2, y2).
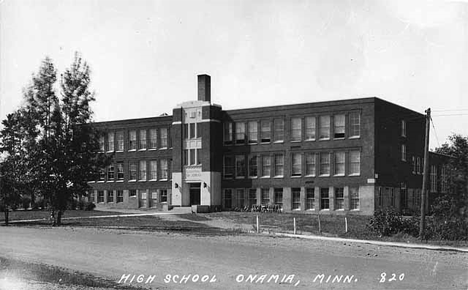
(4, 209, 9, 226)
(50, 209, 56, 226)
(56, 210, 62, 226)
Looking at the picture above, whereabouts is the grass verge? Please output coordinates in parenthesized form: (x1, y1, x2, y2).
(0, 210, 124, 223)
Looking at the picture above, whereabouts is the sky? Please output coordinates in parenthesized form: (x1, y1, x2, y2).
(1, 0, 468, 150)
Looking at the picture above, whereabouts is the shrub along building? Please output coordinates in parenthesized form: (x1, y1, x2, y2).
(88, 74, 449, 215)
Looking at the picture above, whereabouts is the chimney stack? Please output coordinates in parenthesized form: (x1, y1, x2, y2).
(198, 74, 211, 103)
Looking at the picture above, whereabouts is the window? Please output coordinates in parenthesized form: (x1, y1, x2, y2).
(139, 129, 147, 150)
(160, 128, 168, 148)
(319, 116, 330, 140)
(249, 189, 257, 206)
(149, 160, 157, 180)
(401, 120, 406, 137)
(262, 155, 271, 177)
(417, 157, 421, 174)
(196, 149, 201, 165)
(349, 113, 360, 138)
(224, 122, 233, 145)
(378, 187, 383, 207)
(274, 188, 283, 208)
(291, 118, 302, 142)
(99, 136, 105, 152)
(129, 131, 137, 150)
(390, 188, 395, 207)
(235, 122, 245, 145)
(117, 190, 123, 203)
(235, 155, 245, 178)
(117, 162, 124, 180)
(401, 183, 408, 210)
(401, 144, 406, 161)
(305, 117, 316, 140)
(306, 188, 315, 210)
(183, 124, 188, 140)
(129, 189, 137, 197)
(248, 121, 258, 144)
(260, 120, 271, 143)
(335, 187, 344, 210)
(334, 152, 345, 176)
(149, 129, 157, 149)
(261, 188, 270, 205)
(107, 132, 115, 152)
(224, 156, 234, 179)
(412, 156, 416, 174)
(160, 189, 168, 202)
(349, 151, 360, 175)
(320, 188, 329, 210)
(183, 149, 188, 166)
(107, 165, 114, 181)
(190, 149, 196, 165)
(107, 190, 114, 203)
(139, 160, 146, 181)
(236, 189, 245, 207)
(441, 166, 448, 193)
(160, 159, 168, 180)
(98, 191, 104, 203)
(292, 188, 301, 210)
(116, 131, 124, 151)
(274, 154, 284, 177)
(129, 161, 137, 180)
(291, 153, 302, 177)
(273, 119, 284, 142)
(334, 115, 345, 139)
(98, 168, 105, 181)
(189, 123, 196, 139)
(319, 153, 330, 176)
(224, 189, 232, 209)
(349, 187, 359, 210)
(248, 155, 258, 178)
(305, 153, 316, 176)
(430, 165, 437, 193)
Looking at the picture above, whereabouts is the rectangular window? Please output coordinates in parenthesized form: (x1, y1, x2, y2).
(129, 161, 137, 180)
(99, 136, 105, 152)
(224, 189, 232, 209)
(305, 117, 316, 140)
(291, 153, 302, 177)
(274, 188, 283, 208)
(129, 189, 137, 197)
(335, 187, 344, 210)
(107, 165, 114, 181)
(236, 189, 245, 208)
(160, 189, 167, 202)
(248, 155, 258, 178)
(224, 122, 233, 145)
(349, 151, 361, 175)
(98, 191, 104, 203)
(274, 154, 284, 177)
(107, 190, 114, 203)
(260, 120, 271, 143)
(117, 190, 123, 203)
(319, 153, 330, 176)
(183, 124, 188, 140)
(261, 188, 270, 205)
(117, 162, 124, 180)
(129, 130, 137, 150)
(139, 129, 147, 150)
(349, 113, 360, 138)
(430, 165, 437, 192)
(196, 149, 201, 165)
(116, 131, 124, 151)
(139, 160, 147, 180)
(320, 188, 329, 210)
(334, 152, 345, 176)
(149, 160, 157, 180)
(183, 149, 188, 166)
(401, 120, 406, 137)
(249, 189, 257, 206)
(248, 121, 258, 144)
(390, 188, 395, 207)
(99, 168, 105, 181)
(262, 155, 271, 177)
(292, 188, 301, 210)
(306, 188, 315, 210)
(417, 157, 421, 174)
(190, 148, 196, 165)
(305, 153, 316, 176)
(334, 114, 345, 139)
(160, 128, 168, 148)
(223, 156, 234, 179)
(189, 123, 196, 139)
(349, 187, 360, 210)
(273, 119, 284, 142)
(441, 166, 448, 193)
(291, 118, 302, 142)
(401, 144, 406, 161)
(235, 155, 245, 178)
(235, 122, 245, 145)
(107, 132, 115, 152)
(160, 159, 168, 180)
(319, 116, 330, 140)
(149, 129, 157, 149)
(412, 156, 416, 174)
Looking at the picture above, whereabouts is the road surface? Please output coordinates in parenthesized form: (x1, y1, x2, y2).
(0, 226, 466, 289)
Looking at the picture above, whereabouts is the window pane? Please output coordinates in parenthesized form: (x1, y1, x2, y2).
(291, 153, 302, 176)
(248, 121, 258, 144)
(305, 117, 316, 140)
(235, 123, 245, 144)
(224, 189, 232, 209)
(305, 153, 316, 176)
(99, 136, 105, 152)
(274, 154, 284, 176)
(235, 155, 245, 178)
(160, 159, 168, 179)
(190, 149, 195, 165)
(349, 113, 360, 137)
(335, 187, 344, 210)
(107, 190, 114, 203)
(291, 118, 302, 141)
(334, 152, 345, 175)
(319, 116, 330, 139)
(274, 119, 284, 142)
(108, 132, 114, 151)
(261, 188, 269, 204)
(306, 188, 315, 210)
(248, 155, 258, 177)
(117, 162, 124, 180)
(149, 160, 157, 180)
(350, 187, 360, 210)
(260, 120, 271, 143)
(262, 155, 271, 177)
(334, 115, 345, 138)
(349, 151, 360, 175)
(320, 153, 330, 175)
(292, 188, 301, 210)
(149, 129, 157, 149)
(224, 156, 234, 179)
(107, 165, 114, 181)
(116, 131, 124, 151)
(274, 188, 283, 208)
(129, 131, 137, 150)
(224, 122, 233, 144)
(249, 189, 257, 206)
(129, 162, 137, 180)
(320, 188, 329, 210)
(160, 128, 168, 148)
(139, 160, 146, 180)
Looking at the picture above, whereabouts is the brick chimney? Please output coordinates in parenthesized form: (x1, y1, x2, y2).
(198, 74, 211, 102)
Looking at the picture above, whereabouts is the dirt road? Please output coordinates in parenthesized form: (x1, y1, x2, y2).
(0, 226, 466, 289)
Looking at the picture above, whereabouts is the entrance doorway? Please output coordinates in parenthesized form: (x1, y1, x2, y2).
(190, 183, 201, 205)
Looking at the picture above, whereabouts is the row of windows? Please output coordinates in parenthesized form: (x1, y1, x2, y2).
(223, 113, 361, 145)
(99, 128, 170, 152)
(94, 189, 168, 203)
(98, 159, 170, 182)
(223, 187, 360, 211)
(223, 151, 361, 179)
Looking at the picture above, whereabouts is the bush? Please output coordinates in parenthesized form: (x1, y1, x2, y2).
(84, 202, 95, 211)
(367, 208, 405, 237)
(32, 197, 45, 210)
(21, 196, 31, 210)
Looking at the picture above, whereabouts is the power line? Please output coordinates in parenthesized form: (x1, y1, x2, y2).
(432, 113, 468, 117)
(430, 116, 441, 148)
(432, 109, 468, 112)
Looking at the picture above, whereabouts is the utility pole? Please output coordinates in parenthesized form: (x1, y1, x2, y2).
(419, 108, 431, 240)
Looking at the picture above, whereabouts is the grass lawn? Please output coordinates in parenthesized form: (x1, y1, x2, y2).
(0, 209, 125, 223)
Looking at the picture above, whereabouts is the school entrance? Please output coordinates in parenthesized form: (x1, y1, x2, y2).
(189, 183, 201, 205)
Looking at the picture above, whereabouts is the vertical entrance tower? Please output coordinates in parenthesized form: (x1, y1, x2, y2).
(171, 75, 223, 209)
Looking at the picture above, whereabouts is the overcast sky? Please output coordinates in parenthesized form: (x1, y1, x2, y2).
(1, 0, 468, 149)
